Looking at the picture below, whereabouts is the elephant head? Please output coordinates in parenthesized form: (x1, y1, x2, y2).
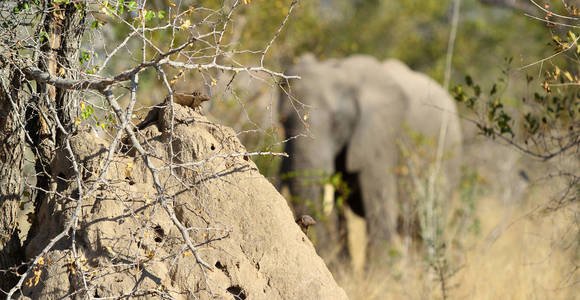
(279, 54, 462, 262)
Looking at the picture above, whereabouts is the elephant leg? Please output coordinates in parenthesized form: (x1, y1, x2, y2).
(298, 175, 345, 263)
(281, 142, 332, 217)
(360, 169, 398, 264)
(281, 137, 345, 261)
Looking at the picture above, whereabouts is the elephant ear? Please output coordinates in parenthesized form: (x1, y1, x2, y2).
(345, 83, 407, 173)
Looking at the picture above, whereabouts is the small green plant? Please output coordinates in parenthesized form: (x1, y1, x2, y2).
(76, 101, 116, 132)
(280, 169, 352, 220)
(324, 172, 351, 214)
(452, 57, 579, 161)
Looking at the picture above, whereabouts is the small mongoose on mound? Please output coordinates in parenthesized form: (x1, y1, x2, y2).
(136, 91, 210, 130)
(296, 215, 317, 234)
(172, 91, 210, 108)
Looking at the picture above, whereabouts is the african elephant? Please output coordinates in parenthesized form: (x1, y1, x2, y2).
(279, 54, 462, 262)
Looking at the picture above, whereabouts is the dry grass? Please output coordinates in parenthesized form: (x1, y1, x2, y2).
(333, 185, 579, 300)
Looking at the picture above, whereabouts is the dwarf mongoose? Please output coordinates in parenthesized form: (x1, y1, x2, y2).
(136, 91, 210, 130)
(296, 215, 317, 234)
(171, 91, 210, 108)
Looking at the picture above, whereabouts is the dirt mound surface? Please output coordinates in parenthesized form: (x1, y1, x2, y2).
(21, 103, 346, 299)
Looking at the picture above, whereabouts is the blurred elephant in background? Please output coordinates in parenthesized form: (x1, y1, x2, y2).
(279, 54, 462, 262)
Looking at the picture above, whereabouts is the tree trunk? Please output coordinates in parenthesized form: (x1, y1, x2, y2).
(0, 1, 85, 292)
(25, 0, 85, 250)
(0, 68, 27, 293)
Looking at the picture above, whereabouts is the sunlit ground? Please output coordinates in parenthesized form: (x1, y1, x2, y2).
(332, 185, 578, 300)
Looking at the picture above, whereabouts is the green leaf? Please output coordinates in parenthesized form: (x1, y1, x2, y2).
(496, 111, 514, 138)
(526, 74, 534, 84)
(40, 31, 49, 43)
(525, 113, 539, 134)
(81, 104, 94, 120)
(145, 10, 156, 22)
(568, 30, 576, 41)
(79, 51, 90, 65)
(117, 2, 124, 14)
(465, 75, 473, 86)
(467, 97, 477, 109)
(91, 20, 103, 29)
(127, 1, 138, 11)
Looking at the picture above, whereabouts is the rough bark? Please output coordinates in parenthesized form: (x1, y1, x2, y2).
(0, 65, 27, 293)
(0, 1, 85, 292)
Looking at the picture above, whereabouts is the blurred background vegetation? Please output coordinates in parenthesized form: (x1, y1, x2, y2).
(235, 0, 548, 82)
(92, 1, 564, 160)
(103, 0, 550, 109)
